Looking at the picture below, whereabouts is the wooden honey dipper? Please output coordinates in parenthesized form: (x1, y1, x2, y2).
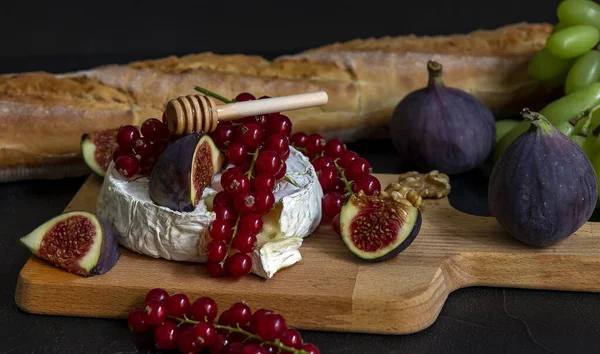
(163, 91, 329, 135)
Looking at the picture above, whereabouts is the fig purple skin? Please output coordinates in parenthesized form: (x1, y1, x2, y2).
(91, 218, 120, 275)
(488, 109, 598, 247)
(389, 60, 496, 175)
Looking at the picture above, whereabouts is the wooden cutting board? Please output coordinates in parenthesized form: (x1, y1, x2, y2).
(15, 173, 600, 335)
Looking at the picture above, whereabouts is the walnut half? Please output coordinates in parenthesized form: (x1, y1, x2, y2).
(388, 170, 451, 199)
(380, 187, 425, 212)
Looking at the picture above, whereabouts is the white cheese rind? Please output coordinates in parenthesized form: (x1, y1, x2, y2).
(96, 147, 321, 278)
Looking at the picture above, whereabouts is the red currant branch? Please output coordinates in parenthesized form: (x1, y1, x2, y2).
(194, 85, 235, 104)
(245, 149, 260, 180)
(170, 315, 309, 354)
(221, 214, 242, 265)
(333, 160, 353, 197)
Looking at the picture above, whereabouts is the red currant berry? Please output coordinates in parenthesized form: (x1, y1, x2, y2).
(144, 299, 168, 326)
(146, 288, 169, 304)
(139, 154, 158, 175)
(229, 302, 252, 326)
(208, 220, 234, 242)
(235, 92, 256, 102)
(212, 203, 238, 225)
(223, 173, 250, 195)
(332, 213, 341, 236)
(337, 151, 359, 169)
(322, 192, 345, 218)
(234, 191, 257, 214)
(218, 309, 232, 326)
(115, 155, 140, 177)
(117, 125, 140, 151)
(290, 132, 307, 147)
(256, 313, 287, 341)
(206, 240, 228, 262)
(252, 173, 276, 191)
(239, 213, 264, 235)
(254, 190, 275, 214)
(236, 123, 264, 150)
(344, 158, 371, 181)
(274, 161, 287, 180)
(280, 328, 303, 349)
(206, 261, 227, 278)
(154, 321, 179, 350)
(223, 342, 244, 354)
(193, 321, 217, 346)
(176, 326, 203, 354)
(317, 166, 338, 193)
(352, 174, 381, 196)
(332, 178, 346, 194)
(242, 343, 268, 354)
(213, 191, 234, 207)
(162, 111, 168, 124)
(226, 252, 252, 277)
(233, 230, 257, 253)
(304, 134, 326, 155)
(311, 156, 334, 171)
(210, 123, 235, 149)
(141, 118, 170, 142)
(250, 309, 272, 333)
(263, 133, 290, 158)
(209, 333, 229, 353)
(301, 343, 321, 354)
(255, 151, 282, 175)
(266, 114, 292, 137)
(324, 138, 347, 158)
(241, 115, 267, 128)
(127, 308, 149, 332)
(227, 142, 249, 165)
(112, 147, 128, 163)
(262, 344, 279, 354)
(190, 296, 218, 322)
(165, 293, 191, 318)
(281, 148, 290, 161)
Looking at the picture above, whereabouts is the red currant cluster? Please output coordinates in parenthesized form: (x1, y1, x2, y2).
(128, 288, 320, 354)
(289, 134, 381, 234)
(204, 92, 292, 278)
(113, 118, 173, 177)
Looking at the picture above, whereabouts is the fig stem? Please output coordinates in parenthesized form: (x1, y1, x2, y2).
(427, 60, 444, 86)
(520, 108, 555, 135)
(194, 85, 234, 104)
(170, 315, 310, 354)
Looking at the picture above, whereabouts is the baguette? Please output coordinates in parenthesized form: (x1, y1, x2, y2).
(0, 22, 554, 182)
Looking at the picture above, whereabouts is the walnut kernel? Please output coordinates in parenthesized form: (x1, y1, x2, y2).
(392, 170, 451, 199)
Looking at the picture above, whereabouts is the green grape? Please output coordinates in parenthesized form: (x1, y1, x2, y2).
(552, 22, 570, 34)
(528, 48, 576, 83)
(540, 82, 600, 125)
(590, 154, 600, 202)
(571, 113, 593, 152)
(495, 119, 521, 143)
(493, 82, 600, 161)
(557, 0, 600, 30)
(582, 132, 600, 158)
(545, 25, 600, 59)
(565, 50, 600, 94)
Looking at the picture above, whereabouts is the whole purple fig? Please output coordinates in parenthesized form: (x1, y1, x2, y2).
(488, 108, 597, 247)
(389, 60, 496, 174)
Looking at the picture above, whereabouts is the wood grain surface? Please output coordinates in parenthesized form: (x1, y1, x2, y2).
(14, 173, 600, 335)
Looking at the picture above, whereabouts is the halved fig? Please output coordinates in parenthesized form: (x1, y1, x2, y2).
(149, 132, 224, 212)
(339, 191, 422, 261)
(19, 211, 119, 276)
(81, 129, 118, 177)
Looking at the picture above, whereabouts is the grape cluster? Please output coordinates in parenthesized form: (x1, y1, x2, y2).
(529, 0, 600, 94)
(289, 134, 381, 234)
(113, 118, 173, 178)
(127, 288, 319, 354)
(204, 93, 292, 278)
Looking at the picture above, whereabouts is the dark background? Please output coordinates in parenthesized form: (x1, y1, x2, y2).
(4, 0, 600, 353)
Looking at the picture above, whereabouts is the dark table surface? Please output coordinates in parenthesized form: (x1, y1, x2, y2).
(2, 0, 600, 350)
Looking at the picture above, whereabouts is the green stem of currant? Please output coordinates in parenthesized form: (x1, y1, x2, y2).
(194, 86, 235, 104)
(246, 149, 260, 180)
(334, 160, 354, 197)
(170, 316, 309, 354)
(221, 214, 242, 265)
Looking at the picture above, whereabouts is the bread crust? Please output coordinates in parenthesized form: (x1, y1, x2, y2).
(0, 22, 554, 181)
